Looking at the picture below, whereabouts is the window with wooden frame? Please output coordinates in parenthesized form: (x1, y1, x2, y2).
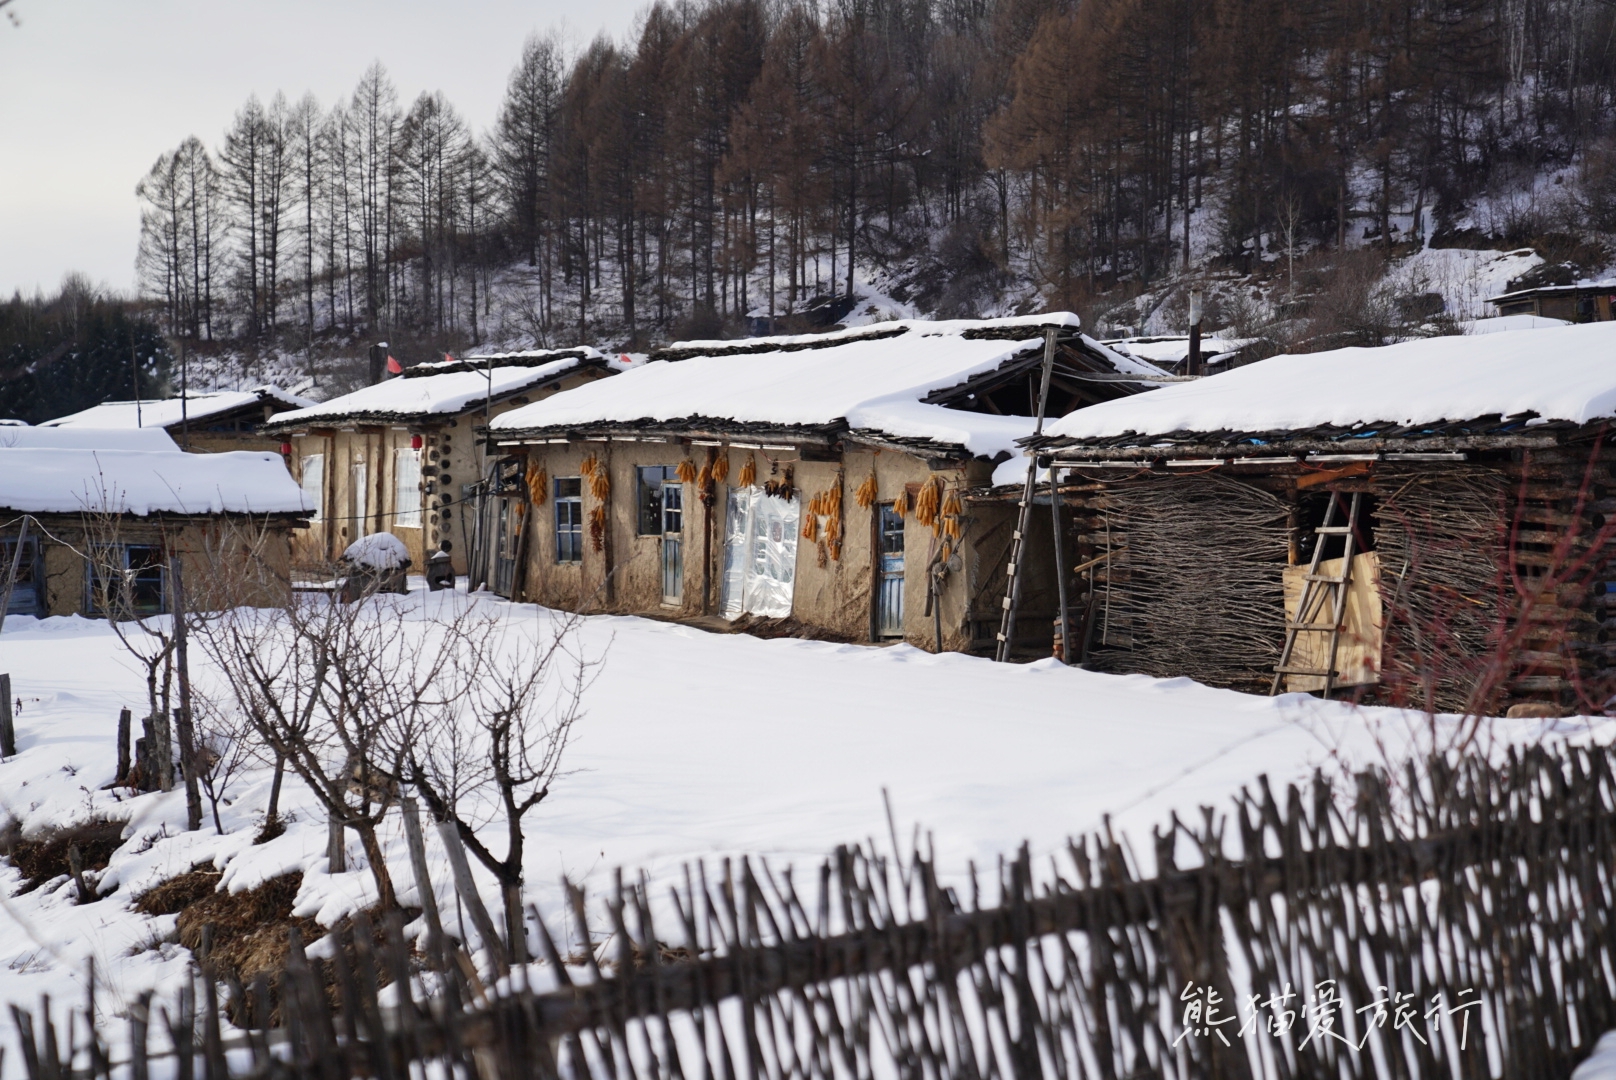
(554, 477, 583, 563)
(637, 466, 679, 534)
(86, 544, 167, 618)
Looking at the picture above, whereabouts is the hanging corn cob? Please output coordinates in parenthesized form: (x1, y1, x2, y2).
(854, 471, 878, 509)
(914, 475, 942, 529)
(676, 458, 698, 484)
(581, 455, 610, 501)
(738, 453, 757, 487)
(526, 464, 549, 506)
(712, 453, 730, 482)
(588, 506, 607, 551)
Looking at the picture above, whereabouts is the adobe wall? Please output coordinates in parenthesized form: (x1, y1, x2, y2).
(513, 438, 997, 651)
(19, 517, 295, 618)
(288, 374, 596, 577)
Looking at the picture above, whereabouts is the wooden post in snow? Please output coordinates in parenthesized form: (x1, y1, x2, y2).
(401, 798, 447, 966)
(115, 708, 131, 785)
(436, 819, 509, 976)
(0, 673, 13, 758)
(328, 813, 346, 873)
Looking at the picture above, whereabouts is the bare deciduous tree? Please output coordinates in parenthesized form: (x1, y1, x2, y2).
(407, 608, 595, 959)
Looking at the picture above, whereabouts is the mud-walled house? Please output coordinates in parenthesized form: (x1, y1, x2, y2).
(261, 348, 612, 576)
(41, 385, 316, 453)
(1023, 321, 1616, 716)
(482, 315, 1170, 650)
(0, 427, 310, 619)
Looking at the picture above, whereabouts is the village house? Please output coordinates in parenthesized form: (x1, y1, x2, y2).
(0, 426, 310, 619)
(1022, 321, 1616, 715)
(260, 348, 613, 575)
(1486, 281, 1616, 323)
(481, 315, 1170, 650)
(41, 385, 315, 452)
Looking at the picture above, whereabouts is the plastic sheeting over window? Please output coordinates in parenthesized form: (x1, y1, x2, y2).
(394, 448, 422, 527)
(299, 454, 324, 522)
(721, 486, 800, 619)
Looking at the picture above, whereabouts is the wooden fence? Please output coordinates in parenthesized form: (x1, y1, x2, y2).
(14, 739, 1616, 1080)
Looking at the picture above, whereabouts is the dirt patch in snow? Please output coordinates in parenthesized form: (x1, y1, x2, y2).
(726, 614, 860, 643)
(5, 820, 127, 894)
(147, 870, 326, 990)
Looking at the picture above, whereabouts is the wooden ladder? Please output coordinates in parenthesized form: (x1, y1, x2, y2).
(1270, 490, 1362, 698)
(995, 329, 1061, 663)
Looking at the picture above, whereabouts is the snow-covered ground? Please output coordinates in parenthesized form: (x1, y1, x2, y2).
(0, 585, 1590, 1043)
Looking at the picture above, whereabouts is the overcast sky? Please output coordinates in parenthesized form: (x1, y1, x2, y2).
(0, 0, 647, 298)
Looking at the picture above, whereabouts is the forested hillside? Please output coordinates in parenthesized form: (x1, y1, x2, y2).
(133, 0, 1616, 365)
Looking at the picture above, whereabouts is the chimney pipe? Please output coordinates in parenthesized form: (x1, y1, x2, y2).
(369, 342, 388, 385)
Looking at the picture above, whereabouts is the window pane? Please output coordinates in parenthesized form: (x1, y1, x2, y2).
(395, 448, 422, 527)
(662, 482, 682, 534)
(352, 462, 369, 534)
(637, 467, 666, 534)
(554, 479, 583, 563)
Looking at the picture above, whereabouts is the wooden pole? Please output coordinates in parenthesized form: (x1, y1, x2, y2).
(401, 798, 447, 965)
(1187, 288, 1203, 376)
(0, 673, 14, 758)
(328, 813, 346, 873)
(152, 711, 174, 792)
(168, 554, 203, 830)
(436, 819, 509, 975)
(0, 515, 30, 635)
(116, 707, 131, 785)
(1050, 468, 1072, 664)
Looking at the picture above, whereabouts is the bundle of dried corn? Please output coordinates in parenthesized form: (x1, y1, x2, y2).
(854, 472, 879, 509)
(676, 459, 698, 485)
(738, 454, 757, 487)
(891, 493, 906, 518)
(526, 464, 548, 506)
(802, 476, 845, 559)
(824, 476, 845, 560)
(914, 476, 943, 530)
(712, 453, 731, 482)
(581, 455, 610, 501)
(940, 485, 963, 542)
(588, 506, 607, 552)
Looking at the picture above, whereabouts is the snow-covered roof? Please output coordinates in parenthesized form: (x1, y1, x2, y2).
(1100, 335, 1249, 368)
(0, 426, 182, 452)
(492, 315, 1165, 459)
(1486, 280, 1616, 303)
(41, 386, 316, 431)
(264, 347, 605, 430)
(0, 436, 310, 517)
(1041, 322, 1616, 448)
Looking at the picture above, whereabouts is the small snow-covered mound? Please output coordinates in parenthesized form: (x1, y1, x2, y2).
(342, 532, 410, 570)
(1466, 314, 1571, 334)
(1574, 1032, 1616, 1079)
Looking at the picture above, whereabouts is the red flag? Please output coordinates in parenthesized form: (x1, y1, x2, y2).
(444, 352, 455, 363)
(386, 355, 403, 375)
